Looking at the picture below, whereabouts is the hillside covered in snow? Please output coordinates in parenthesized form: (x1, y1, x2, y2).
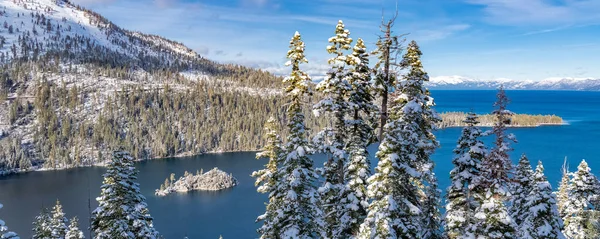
(0, 0, 296, 174)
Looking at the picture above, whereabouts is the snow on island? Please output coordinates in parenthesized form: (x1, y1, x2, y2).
(155, 168, 238, 196)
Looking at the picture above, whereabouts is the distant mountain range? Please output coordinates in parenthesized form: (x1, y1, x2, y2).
(427, 76, 600, 91)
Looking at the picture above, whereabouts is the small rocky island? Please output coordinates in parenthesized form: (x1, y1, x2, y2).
(155, 167, 238, 196)
(438, 112, 564, 128)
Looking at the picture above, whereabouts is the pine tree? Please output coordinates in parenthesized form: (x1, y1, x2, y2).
(252, 117, 285, 238)
(0, 203, 19, 239)
(511, 154, 534, 228)
(50, 200, 69, 239)
(33, 208, 52, 239)
(472, 87, 517, 238)
(277, 31, 323, 238)
(557, 160, 571, 218)
(563, 160, 600, 239)
(444, 113, 487, 239)
(487, 87, 517, 187)
(91, 151, 159, 239)
(422, 173, 443, 239)
(400, 40, 443, 239)
(339, 38, 377, 238)
(313, 20, 353, 238)
(65, 217, 84, 239)
(359, 40, 440, 238)
(520, 161, 565, 239)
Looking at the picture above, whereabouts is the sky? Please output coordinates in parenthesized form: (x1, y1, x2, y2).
(71, 0, 600, 81)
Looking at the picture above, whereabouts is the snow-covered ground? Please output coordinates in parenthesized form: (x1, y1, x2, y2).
(0, 0, 197, 62)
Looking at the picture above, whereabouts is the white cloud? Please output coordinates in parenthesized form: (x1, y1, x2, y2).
(412, 24, 471, 41)
(521, 25, 574, 36)
(466, 0, 600, 26)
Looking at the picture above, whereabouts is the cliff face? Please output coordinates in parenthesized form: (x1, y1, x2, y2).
(155, 168, 238, 196)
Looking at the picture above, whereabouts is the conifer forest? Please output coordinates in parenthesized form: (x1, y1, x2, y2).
(1, 0, 599, 239)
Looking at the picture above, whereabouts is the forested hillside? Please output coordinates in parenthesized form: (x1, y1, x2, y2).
(0, 0, 325, 173)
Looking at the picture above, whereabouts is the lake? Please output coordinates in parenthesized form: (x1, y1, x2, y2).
(1, 90, 599, 238)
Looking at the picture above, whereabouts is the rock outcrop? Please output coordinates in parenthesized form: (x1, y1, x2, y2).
(155, 168, 238, 196)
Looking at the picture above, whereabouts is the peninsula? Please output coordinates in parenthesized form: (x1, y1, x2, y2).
(438, 112, 564, 128)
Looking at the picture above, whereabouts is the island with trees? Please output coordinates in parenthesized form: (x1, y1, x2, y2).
(155, 168, 238, 196)
(438, 112, 564, 128)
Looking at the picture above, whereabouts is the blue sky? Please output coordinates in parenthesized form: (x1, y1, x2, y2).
(72, 0, 600, 81)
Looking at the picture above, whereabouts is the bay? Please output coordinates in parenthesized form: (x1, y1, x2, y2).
(1, 90, 599, 238)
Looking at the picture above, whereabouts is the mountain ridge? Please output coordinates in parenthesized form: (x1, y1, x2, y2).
(0, 0, 286, 174)
(428, 75, 600, 91)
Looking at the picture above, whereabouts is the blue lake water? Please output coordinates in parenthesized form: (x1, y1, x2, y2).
(0, 90, 599, 238)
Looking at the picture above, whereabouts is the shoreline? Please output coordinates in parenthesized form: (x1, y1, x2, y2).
(1, 120, 567, 177)
(0, 149, 260, 177)
(439, 122, 568, 129)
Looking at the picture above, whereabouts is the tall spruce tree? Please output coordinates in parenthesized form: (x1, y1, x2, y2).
(50, 200, 69, 239)
(65, 217, 84, 239)
(252, 117, 285, 238)
(400, 40, 442, 239)
(278, 31, 324, 238)
(422, 173, 443, 239)
(557, 160, 571, 218)
(563, 160, 600, 238)
(488, 87, 516, 187)
(445, 113, 487, 239)
(472, 87, 517, 238)
(91, 151, 159, 239)
(339, 38, 377, 238)
(313, 20, 353, 238)
(32, 208, 52, 239)
(520, 161, 565, 239)
(359, 40, 440, 238)
(0, 203, 19, 239)
(511, 154, 535, 228)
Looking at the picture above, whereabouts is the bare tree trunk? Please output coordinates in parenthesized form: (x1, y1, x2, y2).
(378, 21, 393, 141)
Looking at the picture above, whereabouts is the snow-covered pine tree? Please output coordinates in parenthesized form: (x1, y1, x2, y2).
(444, 112, 487, 239)
(313, 20, 353, 238)
(50, 200, 69, 238)
(511, 154, 534, 228)
(488, 86, 517, 187)
(400, 40, 442, 239)
(359, 40, 440, 238)
(472, 87, 517, 239)
(338, 38, 377, 238)
(520, 161, 565, 239)
(252, 117, 285, 238)
(422, 173, 443, 239)
(32, 208, 52, 239)
(65, 217, 84, 239)
(91, 151, 159, 239)
(563, 159, 600, 239)
(557, 160, 571, 218)
(0, 203, 19, 239)
(278, 31, 323, 238)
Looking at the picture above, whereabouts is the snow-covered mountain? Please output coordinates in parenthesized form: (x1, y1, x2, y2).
(0, 0, 283, 174)
(428, 76, 600, 91)
(0, 0, 202, 67)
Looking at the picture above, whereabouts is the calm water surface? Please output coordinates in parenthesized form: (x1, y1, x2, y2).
(1, 90, 599, 238)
